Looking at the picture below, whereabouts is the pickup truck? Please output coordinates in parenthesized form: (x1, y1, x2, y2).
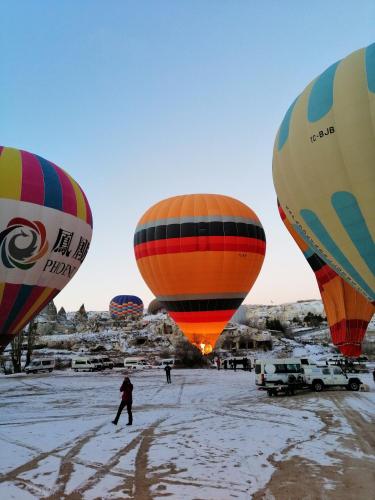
(262, 365, 362, 397)
(302, 365, 362, 392)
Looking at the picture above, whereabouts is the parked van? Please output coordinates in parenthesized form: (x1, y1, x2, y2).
(157, 358, 175, 369)
(124, 357, 150, 370)
(255, 358, 313, 386)
(72, 357, 97, 372)
(25, 358, 55, 374)
(98, 356, 114, 369)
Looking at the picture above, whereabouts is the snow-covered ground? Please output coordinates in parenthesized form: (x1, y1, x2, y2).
(0, 369, 374, 499)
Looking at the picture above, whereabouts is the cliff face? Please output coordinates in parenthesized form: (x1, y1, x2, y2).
(31, 300, 327, 354)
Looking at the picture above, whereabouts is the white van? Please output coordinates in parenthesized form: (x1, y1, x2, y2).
(124, 357, 150, 370)
(157, 358, 175, 369)
(254, 357, 313, 386)
(98, 356, 114, 369)
(25, 358, 55, 374)
(72, 357, 97, 372)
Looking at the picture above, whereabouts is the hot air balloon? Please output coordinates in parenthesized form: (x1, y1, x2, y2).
(134, 194, 266, 354)
(109, 295, 144, 319)
(0, 146, 93, 352)
(273, 43, 375, 304)
(278, 201, 374, 357)
(147, 298, 166, 315)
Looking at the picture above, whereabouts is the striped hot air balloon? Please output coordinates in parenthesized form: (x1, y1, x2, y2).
(134, 194, 266, 354)
(278, 201, 374, 357)
(0, 147, 93, 352)
(109, 295, 144, 319)
(273, 43, 375, 304)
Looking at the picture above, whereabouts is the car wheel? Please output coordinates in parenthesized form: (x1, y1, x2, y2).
(348, 380, 360, 391)
(312, 381, 324, 392)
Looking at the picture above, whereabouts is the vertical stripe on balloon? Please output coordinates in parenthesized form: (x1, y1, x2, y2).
(2, 284, 34, 334)
(66, 173, 87, 223)
(81, 187, 93, 227)
(6, 285, 47, 334)
(36, 155, 63, 211)
(53, 164, 78, 217)
(20, 150, 45, 205)
(0, 284, 22, 331)
(0, 148, 22, 200)
(11, 287, 58, 333)
(0, 283, 5, 305)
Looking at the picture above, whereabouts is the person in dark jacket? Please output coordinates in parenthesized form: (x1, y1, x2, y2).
(112, 376, 133, 425)
(165, 364, 172, 383)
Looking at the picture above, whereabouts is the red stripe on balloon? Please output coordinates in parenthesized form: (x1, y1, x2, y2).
(169, 309, 236, 323)
(135, 236, 266, 259)
(53, 164, 78, 217)
(330, 318, 368, 357)
(315, 265, 337, 286)
(0, 284, 22, 331)
(20, 150, 45, 205)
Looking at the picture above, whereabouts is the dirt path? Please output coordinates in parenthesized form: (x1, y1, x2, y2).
(253, 393, 375, 500)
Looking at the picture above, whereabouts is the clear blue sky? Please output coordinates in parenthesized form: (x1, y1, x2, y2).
(2, 1, 374, 311)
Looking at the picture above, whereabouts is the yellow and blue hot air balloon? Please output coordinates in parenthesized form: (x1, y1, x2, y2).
(0, 147, 93, 352)
(273, 43, 375, 304)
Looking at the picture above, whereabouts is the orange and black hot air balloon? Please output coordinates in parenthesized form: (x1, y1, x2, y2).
(134, 194, 266, 353)
(278, 201, 374, 357)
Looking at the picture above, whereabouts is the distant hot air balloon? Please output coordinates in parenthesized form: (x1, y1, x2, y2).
(0, 147, 93, 352)
(278, 201, 374, 357)
(273, 43, 375, 304)
(109, 295, 144, 319)
(134, 194, 266, 354)
(147, 298, 165, 315)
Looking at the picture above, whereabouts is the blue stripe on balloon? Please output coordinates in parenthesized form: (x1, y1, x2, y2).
(365, 42, 375, 93)
(3, 284, 34, 334)
(299, 209, 374, 300)
(36, 155, 63, 211)
(307, 61, 340, 122)
(332, 192, 375, 275)
(277, 97, 298, 151)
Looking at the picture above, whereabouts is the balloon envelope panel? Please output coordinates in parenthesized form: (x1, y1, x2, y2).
(134, 194, 266, 351)
(109, 295, 144, 319)
(0, 147, 93, 351)
(273, 43, 375, 303)
(278, 202, 374, 357)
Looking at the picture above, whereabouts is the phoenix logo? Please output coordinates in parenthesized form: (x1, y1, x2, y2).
(0, 218, 49, 270)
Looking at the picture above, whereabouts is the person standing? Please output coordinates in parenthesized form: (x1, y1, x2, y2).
(373, 367, 375, 383)
(233, 359, 237, 372)
(216, 357, 221, 371)
(223, 359, 228, 370)
(165, 364, 172, 383)
(112, 376, 133, 426)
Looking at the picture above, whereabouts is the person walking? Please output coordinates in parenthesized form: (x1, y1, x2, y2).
(223, 359, 228, 370)
(373, 367, 375, 383)
(112, 376, 133, 426)
(233, 359, 237, 372)
(165, 363, 172, 383)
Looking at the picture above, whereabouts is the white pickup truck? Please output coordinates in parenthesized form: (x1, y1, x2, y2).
(255, 357, 362, 396)
(302, 365, 362, 392)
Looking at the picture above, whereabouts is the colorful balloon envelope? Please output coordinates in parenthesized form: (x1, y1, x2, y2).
(273, 43, 375, 304)
(0, 147, 93, 351)
(109, 295, 144, 319)
(134, 194, 266, 353)
(278, 202, 374, 357)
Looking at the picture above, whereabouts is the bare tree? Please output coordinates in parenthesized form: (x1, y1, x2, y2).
(25, 319, 37, 367)
(11, 331, 24, 373)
